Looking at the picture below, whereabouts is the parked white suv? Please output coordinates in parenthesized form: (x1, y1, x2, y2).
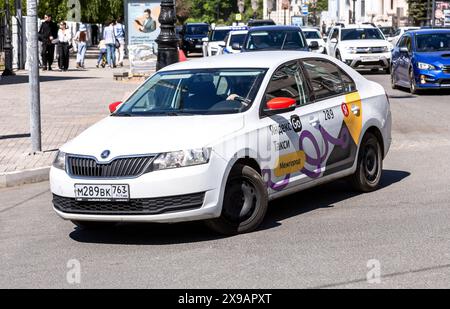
(327, 24, 393, 73)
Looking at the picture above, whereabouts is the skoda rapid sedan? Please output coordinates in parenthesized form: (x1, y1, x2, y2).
(391, 29, 450, 94)
(51, 52, 392, 235)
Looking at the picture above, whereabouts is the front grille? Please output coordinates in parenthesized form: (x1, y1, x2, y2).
(67, 155, 155, 178)
(53, 193, 205, 215)
(355, 47, 385, 54)
(443, 65, 450, 74)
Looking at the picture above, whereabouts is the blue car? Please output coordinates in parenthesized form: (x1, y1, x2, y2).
(391, 29, 450, 94)
(240, 26, 316, 53)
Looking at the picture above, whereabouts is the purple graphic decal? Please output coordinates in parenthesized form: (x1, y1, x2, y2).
(264, 124, 351, 191)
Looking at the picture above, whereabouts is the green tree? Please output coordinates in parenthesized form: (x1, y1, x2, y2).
(407, 0, 427, 26)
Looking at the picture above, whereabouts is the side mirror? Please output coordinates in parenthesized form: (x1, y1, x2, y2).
(109, 101, 123, 113)
(231, 43, 242, 50)
(264, 97, 296, 115)
(323, 37, 328, 42)
(202, 37, 209, 42)
(330, 38, 338, 44)
(309, 41, 320, 50)
(218, 42, 226, 48)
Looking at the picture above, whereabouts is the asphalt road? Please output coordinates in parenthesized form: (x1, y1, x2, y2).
(1, 72, 450, 289)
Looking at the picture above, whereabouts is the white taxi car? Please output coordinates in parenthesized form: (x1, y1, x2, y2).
(51, 52, 392, 235)
(302, 27, 326, 54)
(219, 30, 249, 55)
(327, 24, 393, 73)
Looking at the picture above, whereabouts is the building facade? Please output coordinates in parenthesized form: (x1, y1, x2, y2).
(326, 0, 409, 27)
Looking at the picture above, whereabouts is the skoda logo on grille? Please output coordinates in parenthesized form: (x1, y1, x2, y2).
(101, 150, 111, 159)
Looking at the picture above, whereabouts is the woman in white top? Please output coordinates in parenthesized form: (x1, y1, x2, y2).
(74, 24, 88, 69)
(57, 22, 72, 71)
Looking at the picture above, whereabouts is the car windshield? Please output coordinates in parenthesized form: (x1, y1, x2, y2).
(341, 28, 384, 40)
(115, 69, 267, 116)
(245, 31, 306, 50)
(304, 31, 321, 39)
(415, 33, 450, 52)
(187, 25, 209, 35)
(380, 27, 394, 36)
(211, 29, 230, 41)
(230, 34, 247, 45)
(249, 21, 275, 27)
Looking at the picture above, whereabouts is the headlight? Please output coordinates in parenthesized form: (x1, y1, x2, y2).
(53, 151, 66, 170)
(345, 47, 357, 54)
(417, 62, 436, 70)
(152, 148, 211, 171)
(382, 46, 390, 52)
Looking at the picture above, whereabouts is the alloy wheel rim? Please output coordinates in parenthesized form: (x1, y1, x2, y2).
(363, 145, 379, 183)
(224, 179, 258, 223)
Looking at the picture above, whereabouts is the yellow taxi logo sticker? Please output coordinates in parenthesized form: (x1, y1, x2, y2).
(274, 151, 306, 177)
(343, 92, 363, 145)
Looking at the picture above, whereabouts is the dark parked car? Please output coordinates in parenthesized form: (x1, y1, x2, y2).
(180, 23, 210, 55)
(239, 26, 316, 53)
(247, 19, 276, 28)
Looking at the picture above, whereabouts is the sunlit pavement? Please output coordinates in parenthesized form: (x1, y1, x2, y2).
(1, 71, 450, 289)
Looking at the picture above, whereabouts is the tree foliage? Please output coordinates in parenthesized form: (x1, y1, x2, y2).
(407, 0, 427, 26)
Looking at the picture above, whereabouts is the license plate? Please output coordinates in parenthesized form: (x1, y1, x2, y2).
(195, 44, 202, 49)
(74, 184, 130, 201)
(361, 57, 378, 62)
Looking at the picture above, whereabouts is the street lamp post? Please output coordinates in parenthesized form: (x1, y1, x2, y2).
(156, 0, 179, 71)
(352, 0, 356, 24)
(2, 1, 14, 76)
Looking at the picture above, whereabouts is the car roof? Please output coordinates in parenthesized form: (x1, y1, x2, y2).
(407, 28, 450, 35)
(302, 28, 320, 32)
(159, 51, 318, 72)
(335, 24, 376, 29)
(229, 30, 248, 35)
(248, 25, 301, 32)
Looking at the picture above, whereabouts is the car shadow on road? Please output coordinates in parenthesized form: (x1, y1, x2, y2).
(69, 169, 410, 245)
(0, 75, 98, 85)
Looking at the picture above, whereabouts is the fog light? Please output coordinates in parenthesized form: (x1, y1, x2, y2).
(420, 75, 426, 84)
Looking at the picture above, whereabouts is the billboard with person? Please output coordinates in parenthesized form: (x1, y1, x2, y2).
(126, 0, 161, 46)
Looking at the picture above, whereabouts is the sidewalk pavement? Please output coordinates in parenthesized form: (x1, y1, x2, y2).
(0, 57, 156, 187)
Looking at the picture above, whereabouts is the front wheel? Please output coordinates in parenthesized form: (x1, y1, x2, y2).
(410, 69, 419, 94)
(205, 164, 268, 235)
(391, 70, 398, 89)
(349, 133, 383, 192)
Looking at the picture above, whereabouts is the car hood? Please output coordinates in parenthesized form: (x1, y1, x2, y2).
(339, 39, 390, 48)
(61, 114, 244, 159)
(414, 51, 450, 66)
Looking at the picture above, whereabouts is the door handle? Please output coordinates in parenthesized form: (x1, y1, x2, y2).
(351, 104, 361, 116)
(309, 115, 320, 127)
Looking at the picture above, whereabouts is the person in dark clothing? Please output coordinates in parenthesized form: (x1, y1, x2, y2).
(91, 24, 99, 45)
(38, 14, 59, 71)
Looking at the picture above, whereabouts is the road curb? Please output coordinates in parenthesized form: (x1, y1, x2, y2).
(0, 167, 50, 188)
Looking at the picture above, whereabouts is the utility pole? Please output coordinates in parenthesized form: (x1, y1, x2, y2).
(15, 0, 23, 69)
(2, 0, 14, 76)
(431, 0, 436, 27)
(27, 0, 42, 152)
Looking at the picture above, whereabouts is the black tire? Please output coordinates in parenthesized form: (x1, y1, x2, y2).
(205, 164, 268, 235)
(72, 221, 116, 230)
(349, 133, 383, 192)
(384, 66, 391, 74)
(409, 69, 419, 95)
(391, 70, 398, 89)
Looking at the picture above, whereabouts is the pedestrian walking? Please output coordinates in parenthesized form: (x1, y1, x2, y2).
(57, 22, 72, 72)
(96, 40, 108, 68)
(115, 17, 126, 67)
(75, 24, 88, 69)
(38, 14, 59, 71)
(103, 20, 117, 68)
(91, 24, 99, 45)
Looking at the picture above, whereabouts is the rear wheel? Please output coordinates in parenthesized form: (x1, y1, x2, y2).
(391, 69, 398, 89)
(349, 133, 383, 192)
(205, 164, 268, 235)
(72, 221, 116, 230)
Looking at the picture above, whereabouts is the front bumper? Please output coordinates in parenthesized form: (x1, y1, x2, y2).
(342, 52, 391, 69)
(50, 154, 226, 223)
(413, 68, 450, 89)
